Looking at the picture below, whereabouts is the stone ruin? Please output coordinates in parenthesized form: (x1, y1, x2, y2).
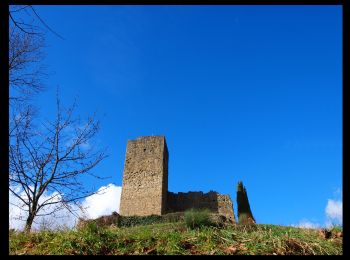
(119, 136, 235, 223)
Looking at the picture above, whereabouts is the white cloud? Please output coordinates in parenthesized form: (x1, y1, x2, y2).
(81, 184, 122, 219)
(292, 220, 320, 229)
(292, 189, 342, 229)
(9, 186, 80, 231)
(325, 199, 342, 225)
(9, 183, 122, 231)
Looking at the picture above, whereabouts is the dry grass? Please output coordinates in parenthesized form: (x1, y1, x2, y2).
(9, 222, 342, 255)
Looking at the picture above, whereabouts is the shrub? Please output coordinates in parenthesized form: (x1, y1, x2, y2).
(77, 212, 121, 230)
(329, 224, 342, 233)
(118, 215, 164, 227)
(95, 211, 120, 227)
(184, 209, 213, 229)
(84, 221, 99, 234)
(162, 212, 184, 223)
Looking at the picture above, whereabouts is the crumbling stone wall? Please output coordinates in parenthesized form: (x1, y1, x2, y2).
(217, 194, 236, 223)
(167, 191, 235, 223)
(119, 136, 235, 223)
(119, 136, 168, 216)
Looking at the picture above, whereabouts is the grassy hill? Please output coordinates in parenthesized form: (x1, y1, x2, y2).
(9, 221, 342, 255)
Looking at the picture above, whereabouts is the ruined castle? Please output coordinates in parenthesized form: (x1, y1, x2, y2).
(119, 136, 235, 222)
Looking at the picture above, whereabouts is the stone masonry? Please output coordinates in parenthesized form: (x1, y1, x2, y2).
(119, 136, 235, 222)
(119, 136, 168, 216)
(167, 191, 235, 222)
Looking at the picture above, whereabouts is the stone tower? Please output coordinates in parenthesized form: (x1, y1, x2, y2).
(119, 136, 169, 216)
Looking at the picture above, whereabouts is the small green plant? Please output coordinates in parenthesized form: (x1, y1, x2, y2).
(163, 212, 184, 223)
(85, 221, 99, 234)
(184, 209, 213, 229)
(329, 224, 342, 233)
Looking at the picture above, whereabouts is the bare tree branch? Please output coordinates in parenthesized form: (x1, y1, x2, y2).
(29, 6, 65, 40)
(9, 23, 46, 104)
(10, 92, 108, 232)
(9, 11, 39, 35)
(9, 5, 64, 39)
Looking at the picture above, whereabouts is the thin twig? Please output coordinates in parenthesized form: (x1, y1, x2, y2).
(28, 6, 65, 40)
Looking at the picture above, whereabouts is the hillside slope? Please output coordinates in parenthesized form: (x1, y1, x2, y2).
(9, 222, 342, 255)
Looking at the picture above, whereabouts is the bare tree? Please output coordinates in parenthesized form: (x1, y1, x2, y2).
(9, 6, 108, 232)
(9, 7, 47, 105)
(9, 5, 64, 104)
(9, 24, 46, 103)
(9, 5, 48, 155)
(9, 91, 108, 232)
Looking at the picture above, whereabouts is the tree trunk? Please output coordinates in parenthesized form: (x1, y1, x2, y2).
(25, 212, 35, 233)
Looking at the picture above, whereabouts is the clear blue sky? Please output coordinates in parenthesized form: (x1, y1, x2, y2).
(19, 5, 342, 226)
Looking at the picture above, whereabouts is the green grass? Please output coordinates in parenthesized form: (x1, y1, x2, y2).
(184, 209, 213, 229)
(9, 222, 342, 255)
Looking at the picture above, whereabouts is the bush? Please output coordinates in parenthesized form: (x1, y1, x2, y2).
(118, 215, 164, 227)
(77, 212, 121, 230)
(329, 224, 342, 233)
(162, 212, 184, 223)
(184, 209, 213, 229)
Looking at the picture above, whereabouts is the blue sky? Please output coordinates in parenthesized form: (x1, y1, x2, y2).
(11, 5, 342, 227)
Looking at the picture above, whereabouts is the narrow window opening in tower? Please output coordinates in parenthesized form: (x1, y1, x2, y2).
(144, 149, 146, 152)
